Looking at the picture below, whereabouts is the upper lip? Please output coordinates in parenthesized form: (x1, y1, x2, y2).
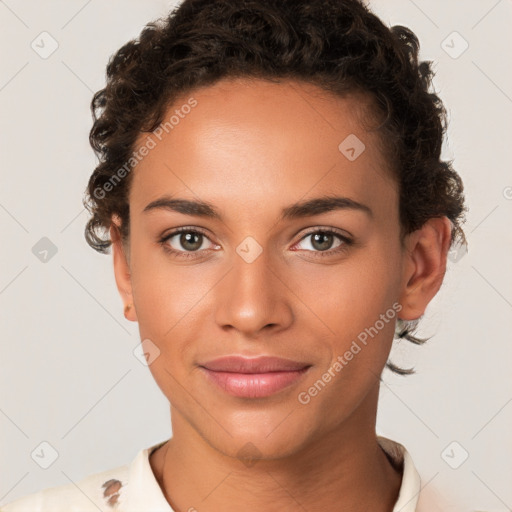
(200, 356, 311, 373)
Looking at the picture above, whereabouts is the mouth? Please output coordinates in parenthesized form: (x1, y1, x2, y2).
(199, 356, 312, 398)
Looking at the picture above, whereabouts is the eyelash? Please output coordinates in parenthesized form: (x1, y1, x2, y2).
(158, 226, 354, 260)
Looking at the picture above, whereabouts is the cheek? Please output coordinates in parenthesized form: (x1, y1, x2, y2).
(295, 244, 401, 363)
(129, 242, 189, 326)
(129, 247, 219, 362)
(294, 253, 396, 326)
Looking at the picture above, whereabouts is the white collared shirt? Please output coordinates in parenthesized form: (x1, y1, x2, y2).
(1, 436, 451, 511)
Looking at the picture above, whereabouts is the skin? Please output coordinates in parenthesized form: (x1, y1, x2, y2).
(110, 77, 452, 512)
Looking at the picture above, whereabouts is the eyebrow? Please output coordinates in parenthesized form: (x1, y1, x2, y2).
(142, 194, 373, 221)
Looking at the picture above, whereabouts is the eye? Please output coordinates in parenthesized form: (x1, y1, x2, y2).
(292, 228, 353, 257)
(158, 226, 354, 260)
(158, 227, 218, 258)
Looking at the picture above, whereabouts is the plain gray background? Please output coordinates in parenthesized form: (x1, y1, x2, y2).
(1, 0, 511, 510)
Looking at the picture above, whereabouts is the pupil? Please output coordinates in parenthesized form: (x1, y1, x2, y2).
(181, 232, 201, 251)
(312, 232, 332, 251)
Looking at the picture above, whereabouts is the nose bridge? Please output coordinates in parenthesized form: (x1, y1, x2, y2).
(214, 243, 292, 334)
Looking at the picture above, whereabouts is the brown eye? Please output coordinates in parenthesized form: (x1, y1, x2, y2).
(176, 231, 203, 251)
(292, 228, 354, 259)
(310, 232, 335, 251)
(159, 227, 217, 257)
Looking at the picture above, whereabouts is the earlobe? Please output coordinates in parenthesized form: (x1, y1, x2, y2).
(124, 302, 135, 320)
(110, 219, 138, 322)
(397, 217, 453, 321)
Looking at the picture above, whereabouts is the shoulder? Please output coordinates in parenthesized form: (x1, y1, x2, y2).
(0, 464, 130, 512)
(378, 435, 460, 512)
(378, 436, 482, 512)
(416, 483, 456, 512)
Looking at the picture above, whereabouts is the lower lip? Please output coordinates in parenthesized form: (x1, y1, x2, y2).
(200, 367, 310, 398)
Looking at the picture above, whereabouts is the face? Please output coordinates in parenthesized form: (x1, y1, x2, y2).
(111, 78, 448, 459)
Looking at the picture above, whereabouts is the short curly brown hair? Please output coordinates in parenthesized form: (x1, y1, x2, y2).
(84, 0, 468, 375)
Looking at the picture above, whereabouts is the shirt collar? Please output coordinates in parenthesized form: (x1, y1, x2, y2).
(123, 436, 421, 512)
(124, 439, 173, 512)
(377, 435, 422, 511)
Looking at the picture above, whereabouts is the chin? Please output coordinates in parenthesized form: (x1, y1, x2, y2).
(214, 431, 311, 462)
(197, 409, 320, 462)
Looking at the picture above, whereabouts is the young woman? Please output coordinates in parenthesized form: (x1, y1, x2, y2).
(2, 0, 468, 510)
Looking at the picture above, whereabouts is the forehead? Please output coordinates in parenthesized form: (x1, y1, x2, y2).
(129, 78, 396, 222)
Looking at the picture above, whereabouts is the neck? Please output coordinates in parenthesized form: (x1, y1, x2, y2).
(150, 385, 402, 512)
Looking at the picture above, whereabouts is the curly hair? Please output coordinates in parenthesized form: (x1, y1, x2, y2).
(84, 0, 468, 375)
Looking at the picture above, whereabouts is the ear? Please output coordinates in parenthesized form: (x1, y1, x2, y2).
(110, 216, 138, 322)
(398, 216, 453, 321)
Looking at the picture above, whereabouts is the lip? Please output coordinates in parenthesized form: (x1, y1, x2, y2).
(199, 356, 311, 398)
(201, 355, 310, 373)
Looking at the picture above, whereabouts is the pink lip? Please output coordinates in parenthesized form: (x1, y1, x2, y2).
(199, 356, 311, 398)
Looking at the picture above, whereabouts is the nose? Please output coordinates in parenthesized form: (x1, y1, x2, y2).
(213, 248, 294, 337)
